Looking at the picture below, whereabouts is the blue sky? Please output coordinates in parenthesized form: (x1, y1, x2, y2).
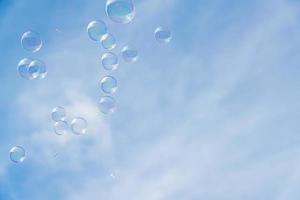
(1, 0, 300, 199)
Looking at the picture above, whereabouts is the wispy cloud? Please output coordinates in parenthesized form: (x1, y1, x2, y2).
(1, 0, 300, 199)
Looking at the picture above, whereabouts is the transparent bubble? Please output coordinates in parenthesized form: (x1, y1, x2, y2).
(100, 76, 118, 94)
(102, 52, 119, 71)
(17, 58, 32, 79)
(34, 60, 47, 79)
(87, 20, 108, 41)
(121, 45, 138, 63)
(28, 59, 47, 80)
(71, 117, 88, 135)
(106, 0, 135, 24)
(54, 121, 69, 135)
(154, 27, 172, 44)
(10, 146, 26, 163)
(21, 31, 42, 52)
(101, 33, 116, 50)
(51, 106, 66, 122)
(99, 96, 116, 114)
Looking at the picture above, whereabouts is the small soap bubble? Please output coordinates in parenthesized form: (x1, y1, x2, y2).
(106, 0, 135, 24)
(154, 27, 172, 44)
(71, 117, 88, 135)
(87, 20, 108, 41)
(10, 146, 26, 163)
(54, 121, 69, 135)
(21, 31, 42, 52)
(100, 76, 118, 94)
(121, 45, 138, 63)
(53, 152, 59, 158)
(51, 106, 66, 122)
(101, 33, 116, 50)
(99, 96, 116, 114)
(101, 52, 119, 71)
(110, 172, 118, 180)
(17, 58, 32, 79)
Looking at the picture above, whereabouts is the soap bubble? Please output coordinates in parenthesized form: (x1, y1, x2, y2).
(10, 146, 26, 163)
(71, 117, 88, 135)
(27, 63, 40, 80)
(100, 76, 118, 94)
(54, 121, 69, 135)
(34, 60, 47, 79)
(21, 31, 42, 52)
(102, 52, 118, 71)
(17, 58, 32, 79)
(87, 20, 108, 41)
(154, 27, 172, 44)
(99, 96, 116, 114)
(106, 0, 135, 24)
(28, 59, 47, 80)
(101, 33, 116, 50)
(51, 106, 66, 122)
(121, 45, 138, 62)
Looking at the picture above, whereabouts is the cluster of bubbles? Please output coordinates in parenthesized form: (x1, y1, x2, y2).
(18, 31, 47, 80)
(51, 106, 88, 136)
(11, 31, 46, 163)
(18, 58, 47, 80)
(87, 1, 172, 116)
(10, 0, 172, 164)
(87, 0, 140, 115)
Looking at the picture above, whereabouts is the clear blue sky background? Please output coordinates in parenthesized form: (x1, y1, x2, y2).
(1, 0, 300, 199)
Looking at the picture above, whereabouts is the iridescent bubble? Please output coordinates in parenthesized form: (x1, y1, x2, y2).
(87, 20, 108, 41)
(51, 106, 66, 122)
(28, 59, 47, 80)
(100, 76, 118, 94)
(54, 121, 69, 135)
(121, 45, 138, 63)
(101, 52, 118, 71)
(10, 146, 26, 163)
(106, 0, 135, 24)
(154, 27, 172, 44)
(101, 33, 116, 50)
(17, 58, 32, 79)
(21, 31, 42, 52)
(71, 117, 88, 135)
(99, 96, 116, 114)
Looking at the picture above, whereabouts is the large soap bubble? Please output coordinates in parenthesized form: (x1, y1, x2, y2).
(99, 96, 116, 114)
(51, 106, 67, 122)
(87, 20, 108, 41)
(71, 117, 88, 135)
(10, 146, 26, 163)
(102, 52, 119, 71)
(106, 0, 135, 24)
(21, 31, 42, 52)
(18, 58, 32, 79)
(101, 33, 116, 50)
(100, 76, 118, 94)
(54, 121, 69, 135)
(121, 45, 138, 63)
